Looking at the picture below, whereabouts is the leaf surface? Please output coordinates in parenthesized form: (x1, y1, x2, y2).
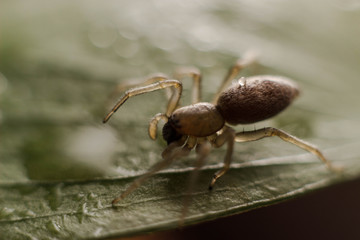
(1, 1, 360, 239)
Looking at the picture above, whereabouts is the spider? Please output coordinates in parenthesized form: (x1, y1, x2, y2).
(103, 53, 339, 221)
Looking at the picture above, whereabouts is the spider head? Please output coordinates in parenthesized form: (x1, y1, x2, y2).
(162, 121, 182, 145)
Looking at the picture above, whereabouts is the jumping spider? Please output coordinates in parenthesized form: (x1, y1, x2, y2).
(103, 53, 339, 222)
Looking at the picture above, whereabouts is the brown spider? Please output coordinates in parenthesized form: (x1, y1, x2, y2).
(103, 53, 339, 221)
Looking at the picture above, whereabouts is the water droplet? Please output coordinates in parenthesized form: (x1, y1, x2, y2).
(46, 220, 61, 234)
(46, 184, 63, 211)
(76, 192, 84, 199)
(81, 203, 88, 214)
(24, 210, 36, 217)
(75, 202, 88, 223)
(96, 200, 103, 209)
(93, 227, 104, 237)
(88, 192, 97, 200)
(0, 207, 15, 220)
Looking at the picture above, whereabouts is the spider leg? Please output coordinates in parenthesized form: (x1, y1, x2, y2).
(148, 113, 169, 140)
(103, 79, 182, 123)
(112, 136, 193, 205)
(108, 73, 170, 102)
(212, 51, 258, 104)
(235, 127, 342, 172)
(180, 140, 211, 226)
(209, 127, 236, 190)
(173, 67, 202, 104)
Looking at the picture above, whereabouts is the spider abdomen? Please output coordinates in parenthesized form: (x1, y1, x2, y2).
(169, 102, 225, 137)
(216, 75, 300, 125)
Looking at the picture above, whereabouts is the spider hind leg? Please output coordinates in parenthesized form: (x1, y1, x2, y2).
(235, 127, 342, 172)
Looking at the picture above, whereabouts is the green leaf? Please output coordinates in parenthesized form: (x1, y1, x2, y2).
(1, 145, 360, 239)
(1, 1, 360, 239)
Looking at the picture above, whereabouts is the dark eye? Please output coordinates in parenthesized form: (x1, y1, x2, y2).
(162, 121, 182, 145)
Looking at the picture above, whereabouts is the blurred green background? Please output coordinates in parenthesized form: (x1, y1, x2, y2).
(1, 0, 360, 239)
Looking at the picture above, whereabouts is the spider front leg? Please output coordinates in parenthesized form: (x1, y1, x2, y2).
(148, 113, 169, 140)
(107, 73, 170, 102)
(180, 139, 211, 225)
(112, 136, 192, 205)
(235, 127, 342, 172)
(103, 79, 182, 123)
(209, 127, 236, 190)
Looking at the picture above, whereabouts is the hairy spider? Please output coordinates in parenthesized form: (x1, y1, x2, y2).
(103, 53, 339, 222)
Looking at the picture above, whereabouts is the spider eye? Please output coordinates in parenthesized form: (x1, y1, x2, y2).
(162, 121, 182, 145)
